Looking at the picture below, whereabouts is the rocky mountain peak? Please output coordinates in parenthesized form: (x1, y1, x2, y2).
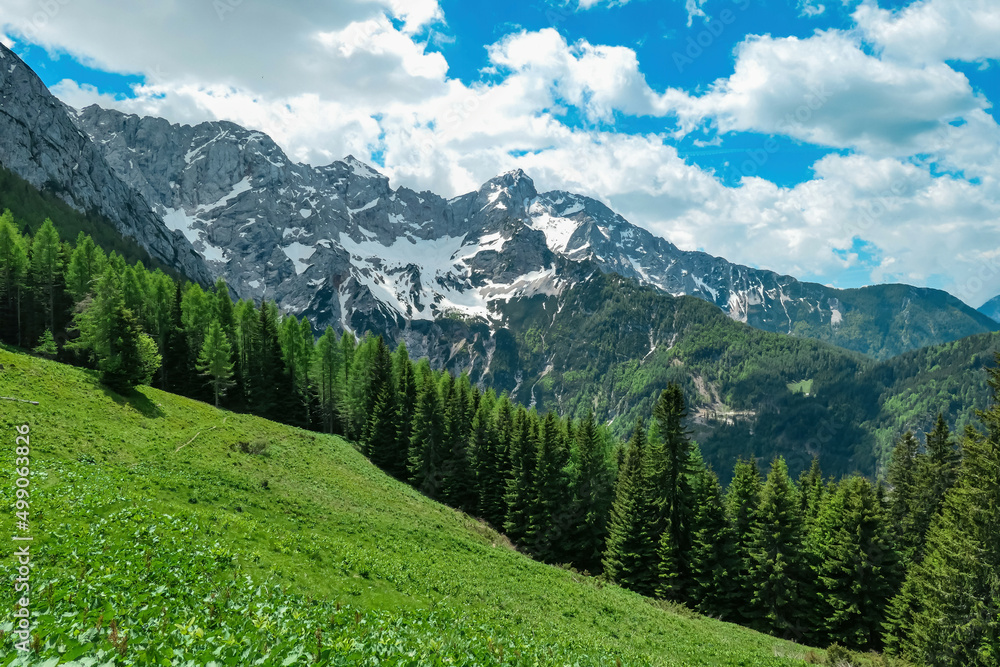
(0, 44, 212, 284)
(475, 168, 538, 217)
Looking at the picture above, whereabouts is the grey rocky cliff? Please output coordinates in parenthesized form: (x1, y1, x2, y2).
(0, 44, 211, 285)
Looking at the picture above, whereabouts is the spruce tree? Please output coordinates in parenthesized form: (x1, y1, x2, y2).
(504, 407, 538, 545)
(362, 337, 395, 453)
(726, 458, 763, 625)
(28, 218, 63, 335)
(102, 305, 161, 392)
(408, 374, 446, 498)
(797, 457, 825, 527)
(233, 299, 260, 407)
(809, 475, 900, 650)
(470, 390, 504, 526)
(163, 282, 193, 396)
(314, 326, 342, 435)
(886, 431, 923, 564)
(0, 211, 29, 345)
(919, 413, 961, 536)
(648, 384, 697, 602)
(748, 456, 812, 640)
(570, 411, 613, 574)
(32, 329, 58, 358)
(66, 232, 105, 301)
(684, 468, 741, 620)
(213, 279, 243, 410)
(391, 342, 417, 479)
(255, 301, 289, 421)
(365, 338, 400, 474)
(528, 412, 573, 562)
(603, 419, 657, 596)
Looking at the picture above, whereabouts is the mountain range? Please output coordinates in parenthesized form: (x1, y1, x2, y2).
(71, 101, 997, 362)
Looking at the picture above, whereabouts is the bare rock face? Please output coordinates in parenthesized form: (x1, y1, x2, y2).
(0, 44, 212, 285)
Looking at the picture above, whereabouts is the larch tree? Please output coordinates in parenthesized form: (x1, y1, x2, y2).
(197, 319, 236, 408)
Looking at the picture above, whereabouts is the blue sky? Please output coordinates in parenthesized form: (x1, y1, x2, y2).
(2, 0, 999, 305)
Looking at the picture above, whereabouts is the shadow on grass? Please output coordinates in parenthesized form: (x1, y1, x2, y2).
(99, 384, 166, 418)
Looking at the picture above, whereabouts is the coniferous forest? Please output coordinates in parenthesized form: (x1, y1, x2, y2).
(3, 213, 1000, 665)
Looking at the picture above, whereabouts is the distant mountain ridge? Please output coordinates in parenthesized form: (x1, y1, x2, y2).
(979, 294, 1000, 323)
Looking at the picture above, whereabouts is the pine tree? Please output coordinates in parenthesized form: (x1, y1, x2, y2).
(884, 356, 1000, 665)
(602, 419, 657, 596)
(196, 320, 236, 408)
(747, 456, 812, 640)
(809, 475, 900, 650)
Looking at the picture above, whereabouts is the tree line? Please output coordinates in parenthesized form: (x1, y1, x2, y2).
(2, 214, 998, 664)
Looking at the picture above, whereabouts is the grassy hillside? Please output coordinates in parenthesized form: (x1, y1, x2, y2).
(0, 345, 824, 666)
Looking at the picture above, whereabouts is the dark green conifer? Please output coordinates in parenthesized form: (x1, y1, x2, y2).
(748, 457, 811, 639)
(603, 419, 657, 596)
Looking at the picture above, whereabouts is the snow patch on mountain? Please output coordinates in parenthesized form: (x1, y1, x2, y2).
(282, 242, 315, 275)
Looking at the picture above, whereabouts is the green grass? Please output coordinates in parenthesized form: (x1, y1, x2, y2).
(786, 380, 814, 396)
(0, 346, 824, 665)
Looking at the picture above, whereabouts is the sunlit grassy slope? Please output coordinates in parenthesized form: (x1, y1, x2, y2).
(0, 345, 820, 665)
